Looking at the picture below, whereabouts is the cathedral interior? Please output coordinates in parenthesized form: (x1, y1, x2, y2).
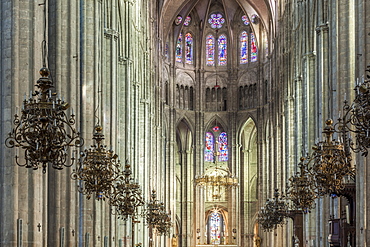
(1, 0, 370, 246)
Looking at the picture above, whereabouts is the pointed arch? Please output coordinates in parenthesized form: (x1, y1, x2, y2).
(238, 117, 258, 237)
(204, 117, 229, 162)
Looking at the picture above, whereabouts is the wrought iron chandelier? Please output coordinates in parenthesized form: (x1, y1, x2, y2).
(287, 157, 317, 213)
(257, 189, 289, 231)
(338, 65, 370, 156)
(5, 67, 83, 173)
(71, 125, 120, 200)
(109, 162, 144, 220)
(145, 190, 172, 235)
(311, 119, 354, 196)
(195, 145, 238, 200)
(195, 166, 239, 199)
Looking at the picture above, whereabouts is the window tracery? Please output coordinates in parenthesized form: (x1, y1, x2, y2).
(208, 13, 225, 29)
(204, 129, 228, 162)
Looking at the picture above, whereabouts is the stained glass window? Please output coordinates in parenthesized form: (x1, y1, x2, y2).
(251, 33, 258, 62)
(208, 13, 225, 29)
(212, 126, 219, 132)
(184, 16, 191, 26)
(218, 35, 227, 66)
(205, 132, 214, 162)
(176, 33, 183, 63)
(240, 31, 248, 64)
(209, 212, 221, 244)
(251, 14, 259, 24)
(175, 15, 182, 25)
(218, 132, 228, 161)
(206, 35, 215, 66)
(185, 33, 193, 64)
(242, 15, 250, 25)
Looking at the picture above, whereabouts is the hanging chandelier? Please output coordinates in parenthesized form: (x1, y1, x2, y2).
(338, 65, 370, 156)
(311, 119, 355, 196)
(287, 157, 317, 213)
(109, 162, 144, 220)
(257, 189, 289, 231)
(195, 144, 238, 200)
(71, 125, 120, 200)
(5, 67, 83, 173)
(195, 165, 239, 199)
(145, 190, 172, 236)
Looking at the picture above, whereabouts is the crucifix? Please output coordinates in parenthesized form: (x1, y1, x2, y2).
(37, 223, 41, 232)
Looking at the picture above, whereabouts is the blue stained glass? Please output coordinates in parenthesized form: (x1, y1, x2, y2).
(240, 31, 248, 64)
(218, 35, 227, 66)
(205, 132, 214, 162)
(208, 13, 225, 29)
(210, 212, 221, 244)
(251, 33, 258, 62)
(206, 35, 215, 66)
(218, 132, 228, 162)
(185, 33, 193, 64)
(175, 15, 182, 25)
(242, 15, 250, 25)
(176, 33, 183, 63)
(184, 16, 191, 26)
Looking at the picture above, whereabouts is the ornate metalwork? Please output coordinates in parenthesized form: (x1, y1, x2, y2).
(145, 190, 172, 236)
(311, 119, 354, 196)
(71, 125, 120, 200)
(338, 65, 370, 156)
(5, 68, 83, 173)
(195, 145, 238, 200)
(287, 157, 317, 213)
(257, 189, 289, 231)
(109, 162, 144, 220)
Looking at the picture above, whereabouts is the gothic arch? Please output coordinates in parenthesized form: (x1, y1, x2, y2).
(238, 117, 258, 246)
(205, 116, 228, 132)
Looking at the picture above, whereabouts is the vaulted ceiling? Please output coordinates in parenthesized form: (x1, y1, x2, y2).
(159, 0, 274, 40)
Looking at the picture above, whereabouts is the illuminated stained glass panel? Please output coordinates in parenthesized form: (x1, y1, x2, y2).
(206, 35, 215, 66)
(212, 126, 219, 132)
(218, 35, 227, 66)
(208, 13, 225, 29)
(205, 132, 214, 162)
(184, 16, 191, 26)
(242, 15, 250, 25)
(251, 33, 258, 62)
(218, 132, 228, 162)
(210, 212, 221, 244)
(175, 15, 182, 25)
(176, 33, 183, 63)
(240, 31, 248, 64)
(185, 33, 193, 64)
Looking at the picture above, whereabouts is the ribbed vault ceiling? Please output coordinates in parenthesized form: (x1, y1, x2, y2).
(160, 0, 273, 40)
